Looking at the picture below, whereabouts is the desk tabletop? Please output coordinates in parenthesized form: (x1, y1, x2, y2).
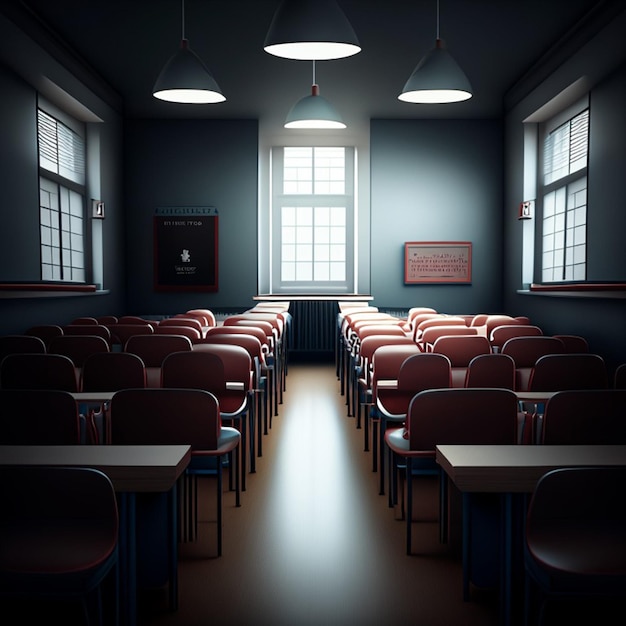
(436, 444, 626, 493)
(0, 444, 191, 492)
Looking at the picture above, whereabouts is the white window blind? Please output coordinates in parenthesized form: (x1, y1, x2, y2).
(37, 109, 85, 185)
(543, 109, 589, 186)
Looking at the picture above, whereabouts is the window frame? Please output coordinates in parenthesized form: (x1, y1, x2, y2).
(37, 100, 88, 283)
(269, 145, 356, 294)
(535, 99, 589, 285)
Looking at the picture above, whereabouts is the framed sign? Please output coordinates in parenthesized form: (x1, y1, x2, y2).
(404, 241, 472, 284)
(154, 206, 218, 292)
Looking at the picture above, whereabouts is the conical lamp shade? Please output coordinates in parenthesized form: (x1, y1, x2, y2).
(398, 39, 472, 104)
(285, 85, 346, 129)
(153, 39, 225, 104)
(264, 0, 361, 60)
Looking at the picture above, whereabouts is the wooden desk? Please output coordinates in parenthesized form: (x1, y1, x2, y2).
(436, 445, 626, 626)
(0, 444, 191, 626)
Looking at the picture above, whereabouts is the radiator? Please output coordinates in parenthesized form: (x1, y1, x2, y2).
(290, 300, 336, 353)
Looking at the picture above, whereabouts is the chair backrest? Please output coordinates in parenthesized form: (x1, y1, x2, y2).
(48, 334, 110, 367)
(159, 316, 204, 333)
(116, 315, 154, 325)
(95, 315, 119, 325)
(501, 336, 566, 391)
(464, 353, 516, 389)
(195, 334, 264, 383)
(62, 324, 112, 345)
(419, 325, 477, 350)
(0, 335, 46, 362)
(0, 352, 78, 391)
(70, 316, 99, 325)
(552, 334, 590, 353)
(0, 388, 81, 443)
(204, 325, 271, 355)
(153, 324, 202, 342)
(186, 308, 217, 327)
(407, 387, 519, 450)
(162, 345, 251, 416)
(540, 389, 626, 444)
(124, 333, 192, 388)
(0, 465, 119, 597)
(110, 387, 220, 450)
(483, 314, 521, 339)
(377, 352, 452, 417)
(431, 335, 491, 387)
(525, 467, 626, 587)
(489, 324, 543, 351)
(528, 353, 608, 392)
(414, 316, 468, 341)
(615, 363, 626, 390)
(106, 323, 154, 349)
(81, 351, 146, 392)
(24, 324, 64, 348)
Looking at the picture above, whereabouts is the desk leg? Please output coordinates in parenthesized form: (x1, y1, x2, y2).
(501, 493, 513, 626)
(118, 492, 137, 626)
(168, 482, 179, 611)
(462, 493, 470, 601)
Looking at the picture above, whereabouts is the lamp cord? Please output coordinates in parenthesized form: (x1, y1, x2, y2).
(181, 0, 185, 40)
(436, 0, 440, 39)
(312, 59, 316, 86)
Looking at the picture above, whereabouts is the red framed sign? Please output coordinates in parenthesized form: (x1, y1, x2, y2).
(404, 241, 472, 284)
(153, 206, 218, 292)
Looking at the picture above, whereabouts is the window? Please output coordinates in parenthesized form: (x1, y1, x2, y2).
(270, 146, 355, 293)
(538, 107, 589, 282)
(37, 107, 86, 282)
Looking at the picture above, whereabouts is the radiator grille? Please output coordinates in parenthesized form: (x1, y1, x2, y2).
(291, 300, 336, 353)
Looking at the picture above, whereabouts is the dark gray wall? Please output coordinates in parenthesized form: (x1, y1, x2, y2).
(370, 119, 503, 314)
(503, 12, 626, 374)
(123, 119, 259, 316)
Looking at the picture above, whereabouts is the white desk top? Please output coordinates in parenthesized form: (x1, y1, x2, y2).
(0, 444, 191, 492)
(436, 444, 626, 493)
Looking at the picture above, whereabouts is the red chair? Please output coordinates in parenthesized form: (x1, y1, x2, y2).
(0, 334, 46, 362)
(385, 388, 518, 566)
(0, 352, 78, 392)
(489, 324, 543, 353)
(110, 388, 240, 556)
(197, 331, 267, 454)
(106, 323, 154, 350)
(62, 324, 113, 348)
(0, 389, 81, 444)
(615, 363, 626, 389)
(186, 308, 217, 327)
(501, 336, 566, 391)
(431, 335, 491, 387)
(464, 353, 516, 389)
(0, 465, 119, 624)
(524, 467, 626, 625)
(124, 333, 192, 388)
(48, 334, 110, 390)
(419, 325, 477, 352)
(377, 351, 452, 504)
(24, 324, 64, 349)
(159, 316, 204, 334)
(540, 389, 626, 444)
(153, 324, 202, 343)
(69, 316, 99, 325)
(161, 345, 252, 492)
(81, 351, 147, 443)
(552, 334, 589, 353)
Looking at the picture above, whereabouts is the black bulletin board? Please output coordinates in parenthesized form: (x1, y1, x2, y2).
(153, 206, 218, 292)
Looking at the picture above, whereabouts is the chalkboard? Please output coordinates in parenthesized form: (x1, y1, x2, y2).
(153, 207, 218, 292)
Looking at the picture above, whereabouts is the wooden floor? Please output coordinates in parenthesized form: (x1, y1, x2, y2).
(139, 360, 501, 626)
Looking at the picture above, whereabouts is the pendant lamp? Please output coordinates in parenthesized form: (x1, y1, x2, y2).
(398, 0, 472, 104)
(264, 0, 361, 61)
(284, 61, 346, 129)
(153, 0, 225, 104)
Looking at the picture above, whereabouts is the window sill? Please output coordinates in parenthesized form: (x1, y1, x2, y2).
(517, 283, 626, 300)
(0, 283, 109, 299)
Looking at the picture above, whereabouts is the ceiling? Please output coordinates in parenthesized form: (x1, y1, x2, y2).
(3, 0, 615, 124)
